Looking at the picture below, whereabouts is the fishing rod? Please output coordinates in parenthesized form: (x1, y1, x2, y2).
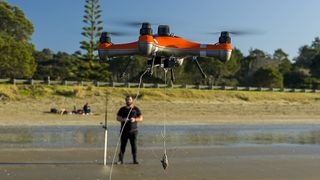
(102, 90, 109, 166)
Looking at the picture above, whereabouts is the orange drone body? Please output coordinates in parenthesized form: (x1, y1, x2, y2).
(98, 23, 233, 62)
(98, 34, 232, 62)
(98, 23, 233, 80)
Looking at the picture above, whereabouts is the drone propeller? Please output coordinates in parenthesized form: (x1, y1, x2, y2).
(104, 31, 136, 37)
(110, 19, 160, 28)
(118, 21, 146, 27)
(207, 29, 265, 36)
(99, 31, 137, 44)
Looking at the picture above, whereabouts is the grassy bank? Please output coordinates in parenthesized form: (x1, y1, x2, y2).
(1, 84, 320, 126)
(0, 84, 320, 103)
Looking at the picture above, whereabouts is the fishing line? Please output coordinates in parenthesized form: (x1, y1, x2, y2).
(108, 68, 149, 180)
(163, 69, 168, 154)
(150, 68, 170, 162)
(159, 68, 169, 170)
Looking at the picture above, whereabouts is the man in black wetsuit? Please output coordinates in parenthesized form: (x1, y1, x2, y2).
(117, 95, 143, 164)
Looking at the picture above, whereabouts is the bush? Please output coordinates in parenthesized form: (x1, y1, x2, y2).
(251, 67, 283, 88)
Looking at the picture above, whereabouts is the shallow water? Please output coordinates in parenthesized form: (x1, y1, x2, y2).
(0, 124, 320, 148)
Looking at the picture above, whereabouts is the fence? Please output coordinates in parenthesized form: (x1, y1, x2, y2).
(0, 78, 319, 93)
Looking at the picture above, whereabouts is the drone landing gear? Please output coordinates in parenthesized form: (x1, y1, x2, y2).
(164, 57, 178, 83)
(170, 69, 175, 82)
(147, 56, 162, 75)
(146, 56, 180, 83)
(193, 56, 207, 79)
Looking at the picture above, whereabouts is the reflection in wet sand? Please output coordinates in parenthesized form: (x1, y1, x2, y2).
(0, 124, 320, 148)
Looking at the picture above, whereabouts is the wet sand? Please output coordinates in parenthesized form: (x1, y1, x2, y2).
(0, 145, 320, 180)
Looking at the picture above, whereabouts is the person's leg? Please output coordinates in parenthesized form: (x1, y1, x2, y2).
(118, 133, 128, 164)
(129, 132, 138, 164)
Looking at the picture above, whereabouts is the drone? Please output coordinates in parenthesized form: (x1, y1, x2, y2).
(98, 22, 233, 81)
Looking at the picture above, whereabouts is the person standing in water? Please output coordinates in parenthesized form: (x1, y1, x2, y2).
(116, 95, 143, 164)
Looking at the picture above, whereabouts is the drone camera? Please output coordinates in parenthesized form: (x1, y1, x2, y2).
(154, 56, 162, 65)
(164, 57, 178, 68)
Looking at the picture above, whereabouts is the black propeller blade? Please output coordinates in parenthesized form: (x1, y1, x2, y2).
(104, 31, 136, 37)
(113, 20, 143, 27)
(207, 29, 265, 36)
(110, 19, 160, 28)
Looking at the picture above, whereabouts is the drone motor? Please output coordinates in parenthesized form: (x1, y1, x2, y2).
(219, 31, 231, 43)
(140, 22, 153, 35)
(99, 32, 111, 43)
(158, 25, 170, 36)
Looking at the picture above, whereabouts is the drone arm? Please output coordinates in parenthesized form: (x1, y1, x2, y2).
(98, 42, 139, 60)
(153, 36, 232, 62)
(204, 43, 232, 61)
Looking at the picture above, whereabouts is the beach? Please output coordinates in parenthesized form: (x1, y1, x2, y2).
(1, 87, 320, 179)
(1, 94, 320, 126)
(1, 145, 320, 180)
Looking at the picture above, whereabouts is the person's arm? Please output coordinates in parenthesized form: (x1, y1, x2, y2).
(130, 107, 143, 122)
(132, 115, 143, 122)
(117, 108, 124, 122)
(117, 115, 125, 122)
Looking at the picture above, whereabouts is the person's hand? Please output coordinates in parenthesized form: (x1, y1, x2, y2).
(130, 118, 136, 122)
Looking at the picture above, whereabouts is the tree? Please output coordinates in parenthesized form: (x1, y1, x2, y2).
(283, 68, 310, 88)
(0, 1, 34, 41)
(0, 32, 36, 78)
(273, 49, 292, 75)
(182, 54, 240, 86)
(107, 56, 148, 82)
(273, 49, 289, 61)
(278, 59, 292, 75)
(77, 60, 109, 81)
(311, 37, 320, 50)
(33, 49, 80, 80)
(0, 2, 36, 78)
(251, 67, 283, 88)
(78, 0, 110, 80)
(294, 37, 320, 68)
(247, 49, 271, 75)
(310, 54, 320, 78)
(249, 48, 269, 59)
(33, 48, 54, 62)
(222, 48, 242, 85)
(80, 0, 103, 61)
(238, 48, 273, 85)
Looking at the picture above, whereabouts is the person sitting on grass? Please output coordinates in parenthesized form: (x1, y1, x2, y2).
(83, 103, 91, 115)
(60, 108, 70, 115)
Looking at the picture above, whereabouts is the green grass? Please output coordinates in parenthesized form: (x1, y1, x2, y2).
(0, 84, 319, 103)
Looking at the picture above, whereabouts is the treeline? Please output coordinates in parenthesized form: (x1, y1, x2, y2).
(27, 40, 320, 89)
(1, 1, 320, 89)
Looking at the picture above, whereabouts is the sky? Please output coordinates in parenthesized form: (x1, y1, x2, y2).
(5, 0, 320, 59)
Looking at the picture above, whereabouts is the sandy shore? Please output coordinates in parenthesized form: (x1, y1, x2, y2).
(0, 145, 320, 180)
(1, 97, 320, 126)
(1, 92, 320, 179)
